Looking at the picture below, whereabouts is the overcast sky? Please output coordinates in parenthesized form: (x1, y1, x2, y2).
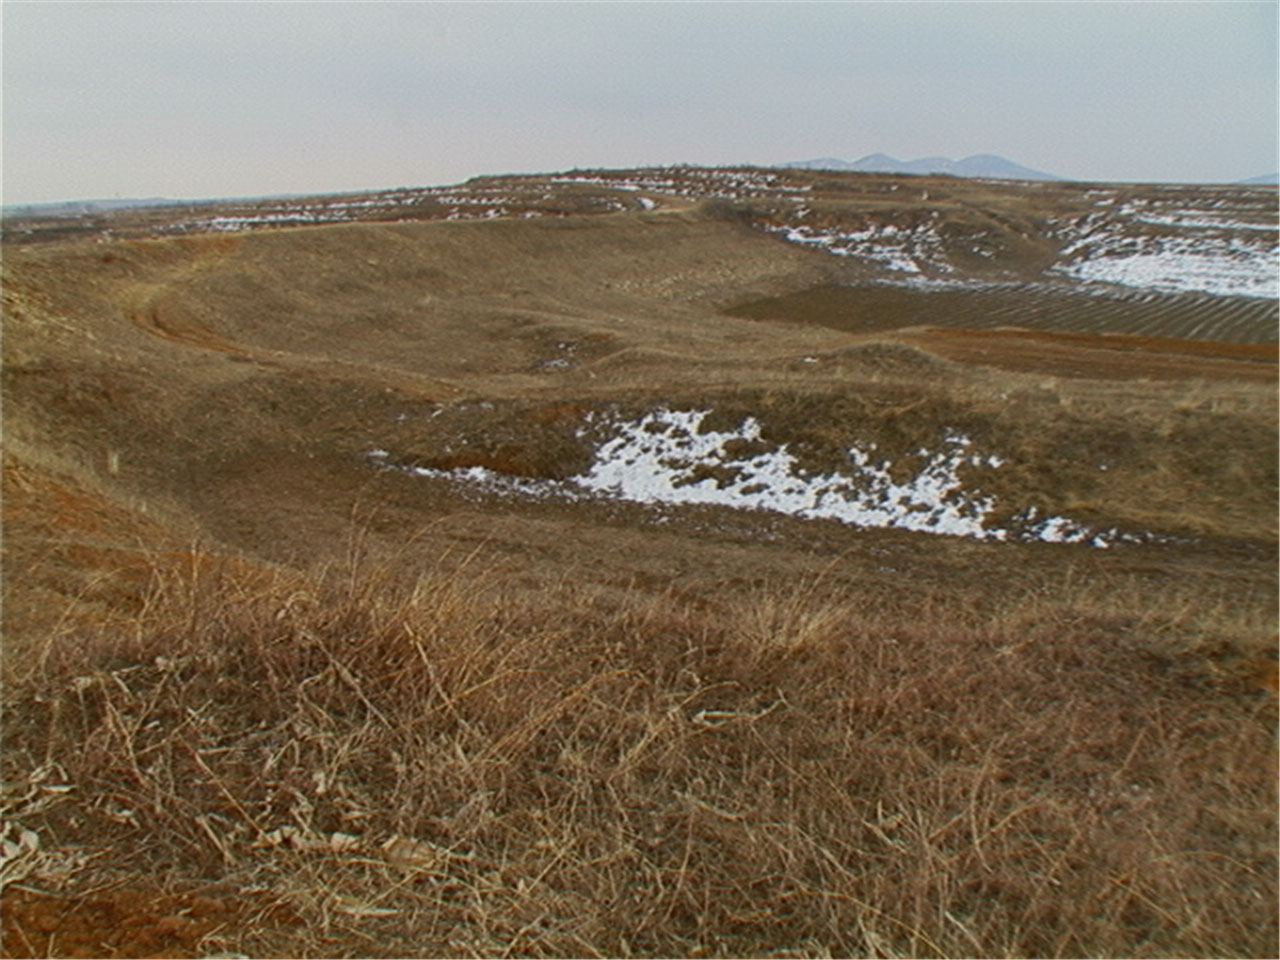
(3, 1, 1277, 203)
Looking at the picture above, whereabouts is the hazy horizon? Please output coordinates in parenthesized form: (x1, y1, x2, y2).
(4, 1, 1277, 206)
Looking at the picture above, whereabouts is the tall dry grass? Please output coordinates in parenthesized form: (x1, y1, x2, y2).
(3, 547, 1276, 958)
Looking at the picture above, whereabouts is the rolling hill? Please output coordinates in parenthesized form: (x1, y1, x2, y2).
(2, 164, 1276, 958)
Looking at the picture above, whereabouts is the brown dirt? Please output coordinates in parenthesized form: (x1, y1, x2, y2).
(1, 886, 297, 959)
(725, 278, 1280, 346)
(901, 325, 1279, 381)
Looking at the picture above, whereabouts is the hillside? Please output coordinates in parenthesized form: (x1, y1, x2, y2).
(2, 165, 1277, 958)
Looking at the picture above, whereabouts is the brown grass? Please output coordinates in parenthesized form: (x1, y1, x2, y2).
(4, 547, 1275, 958)
(4, 172, 1277, 958)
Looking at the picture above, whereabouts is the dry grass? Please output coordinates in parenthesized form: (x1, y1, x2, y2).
(3, 171, 1276, 957)
(4, 546, 1275, 958)
(628, 375, 1277, 542)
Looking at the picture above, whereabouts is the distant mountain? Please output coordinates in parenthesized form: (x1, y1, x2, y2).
(1237, 173, 1279, 186)
(782, 153, 1064, 182)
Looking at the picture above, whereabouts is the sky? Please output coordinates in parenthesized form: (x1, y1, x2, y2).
(3, 1, 1277, 204)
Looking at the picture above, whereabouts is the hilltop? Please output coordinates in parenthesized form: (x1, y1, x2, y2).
(2, 165, 1276, 958)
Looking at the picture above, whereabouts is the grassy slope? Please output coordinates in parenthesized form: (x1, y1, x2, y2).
(2, 187, 1277, 957)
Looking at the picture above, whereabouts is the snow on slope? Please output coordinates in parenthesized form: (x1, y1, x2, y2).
(574, 409, 1000, 539)
(763, 188, 1277, 297)
(549, 168, 811, 200)
(1049, 194, 1278, 298)
(764, 217, 954, 275)
(374, 409, 1137, 548)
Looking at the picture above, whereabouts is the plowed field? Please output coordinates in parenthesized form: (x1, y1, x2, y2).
(728, 281, 1279, 344)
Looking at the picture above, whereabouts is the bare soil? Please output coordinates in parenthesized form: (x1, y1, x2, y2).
(2, 886, 298, 959)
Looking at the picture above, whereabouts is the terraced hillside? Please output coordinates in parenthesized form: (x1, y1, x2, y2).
(3, 168, 1277, 958)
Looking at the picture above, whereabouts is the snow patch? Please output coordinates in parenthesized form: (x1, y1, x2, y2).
(1051, 200, 1278, 298)
(765, 219, 953, 275)
(373, 408, 1141, 548)
(575, 410, 993, 538)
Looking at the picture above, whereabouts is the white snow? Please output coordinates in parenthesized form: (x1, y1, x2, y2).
(548, 168, 810, 201)
(168, 212, 337, 232)
(403, 463, 573, 502)
(1052, 202, 1278, 298)
(373, 408, 1134, 547)
(765, 219, 954, 275)
(1132, 212, 1277, 232)
(761, 189, 1276, 297)
(576, 409, 997, 537)
(1055, 245, 1277, 297)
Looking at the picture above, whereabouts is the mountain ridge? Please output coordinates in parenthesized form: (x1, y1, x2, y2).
(782, 153, 1064, 181)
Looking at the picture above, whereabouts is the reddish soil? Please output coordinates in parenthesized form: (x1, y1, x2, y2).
(904, 325, 1279, 381)
(1, 886, 295, 959)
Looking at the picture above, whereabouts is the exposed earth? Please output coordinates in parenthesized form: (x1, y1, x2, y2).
(3, 166, 1277, 958)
